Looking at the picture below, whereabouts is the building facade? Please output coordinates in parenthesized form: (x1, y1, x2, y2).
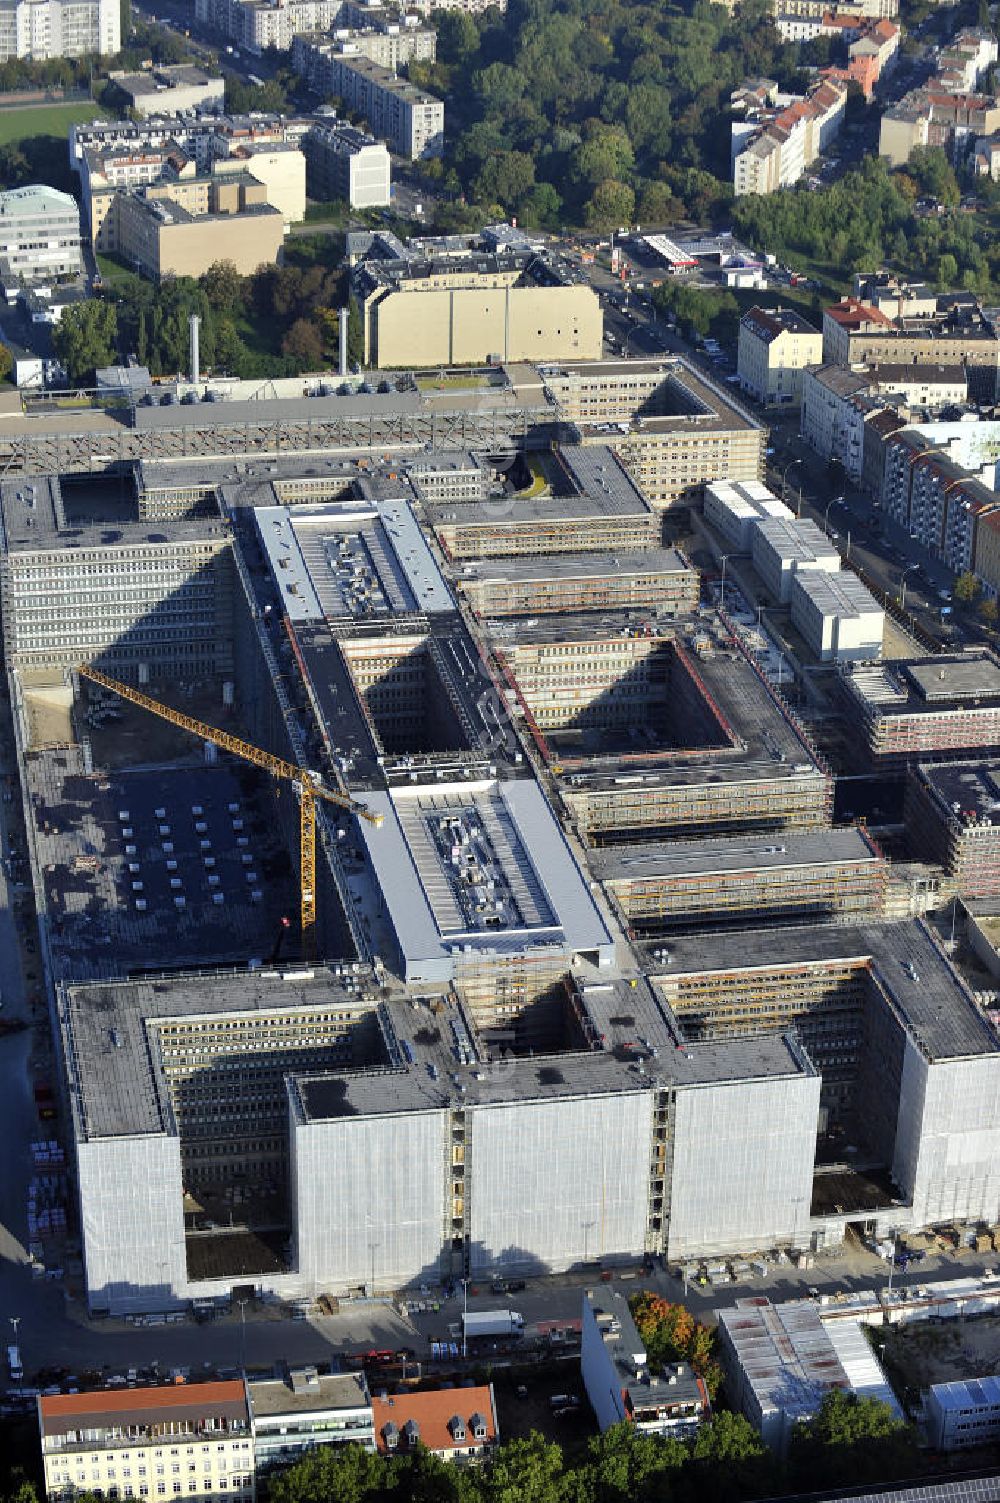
(0, 186, 81, 284)
(0, 0, 118, 59)
(291, 40, 443, 158)
(38, 1383, 255, 1503)
(737, 304, 823, 406)
(303, 118, 390, 208)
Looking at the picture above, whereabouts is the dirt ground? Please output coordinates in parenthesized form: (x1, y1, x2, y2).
(488, 1361, 595, 1458)
(880, 1314, 1000, 1401)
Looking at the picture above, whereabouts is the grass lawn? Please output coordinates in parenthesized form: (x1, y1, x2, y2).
(0, 100, 108, 146)
(95, 252, 140, 286)
(415, 371, 491, 391)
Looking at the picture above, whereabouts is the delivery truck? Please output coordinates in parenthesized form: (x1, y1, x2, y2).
(462, 1310, 525, 1340)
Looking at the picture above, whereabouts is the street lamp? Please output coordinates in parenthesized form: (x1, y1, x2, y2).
(900, 563, 920, 615)
(823, 494, 844, 534)
(781, 458, 803, 511)
(720, 554, 733, 612)
(461, 1278, 468, 1359)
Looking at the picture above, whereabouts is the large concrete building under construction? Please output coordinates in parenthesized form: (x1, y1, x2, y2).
(5, 380, 1000, 1318)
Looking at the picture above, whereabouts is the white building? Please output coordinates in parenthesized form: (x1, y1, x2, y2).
(790, 568, 885, 662)
(0, 0, 118, 59)
(738, 305, 823, 407)
(38, 1382, 256, 1503)
(0, 186, 81, 284)
(303, 118, 390, 208)
(249, 1370, 374, 1471)
(751, 515, 841, 604)
(581, 1289, 710, 1439)
(926, 1377, 1000, 1450)
(703, 478, 793, 552)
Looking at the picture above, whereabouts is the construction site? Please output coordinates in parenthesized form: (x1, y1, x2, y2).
(5, 374, 1000, 1315)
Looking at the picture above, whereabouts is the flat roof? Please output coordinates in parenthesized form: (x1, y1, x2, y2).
(906, 656, 1000, 703)
(845, 653, 1000, 717)
(589, 827, 879, 884)
(60, 967, 378, 1141)
(292, 999, 815, 1123)
(354, 778, 614, 979)
(916, 758, 1000, 822)
(248, 1371, 370, 1417)
(654, 919, 999, 1062)
(791, 569, 884, 618)
(459, 548, 691, 584)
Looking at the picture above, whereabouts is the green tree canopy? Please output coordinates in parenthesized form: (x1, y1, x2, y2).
(791, 1391, 918, 1488)
(53, 300, 118, 383)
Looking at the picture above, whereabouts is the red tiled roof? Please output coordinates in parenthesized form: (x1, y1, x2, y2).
(39, 1381, 247, 1428)
(373, 1386, 497, 1456)
(825, 298, 893, 329)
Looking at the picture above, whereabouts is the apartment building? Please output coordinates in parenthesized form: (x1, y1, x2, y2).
(906, 759, 1000, 897)
(737, 305, 822, 406)
(0, 479, 234, 679)
(879, 87, 1000, 166)
(582, 1290, 710, 1439)
(38, 1383, 255, 1503)
(290, 40, 443, 158)
(194, 0, 340, 52)
(801, 364, 967, 481)
(822, 296, 1000, 400)
(881, 429, 1000, 573)
(303, 118, 390, 208)
(732, 78, 847, 196)
(0, 185, 81, 284)
(936, 26, 998, 93)
(774, 0, 897, 17)
(110, 64, 226, 118)
(249, 1371, 374, 1471)
(591, 827, 887, 933)
(0, 0, 118, 59)
(975, 507, 1000, 594)
(372, 1389, 498, 1463)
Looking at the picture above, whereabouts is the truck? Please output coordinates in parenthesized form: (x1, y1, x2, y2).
(462, 1310, 525, 1340)
(7, 1345, 22, 1382)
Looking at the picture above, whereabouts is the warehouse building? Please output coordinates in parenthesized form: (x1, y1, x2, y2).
(109, 64, 225, 118)
(719, 1299, 901, 1455)
(590, 827, 887, 933)
(751, 515, 841, 605)
(841, 652, 1000, 763)
(926, 1378, 1000, 1451)
(703, 478, 794, 553)
(905, 759, 1000, 895)
(789, 569, 885, 662)
(351, 239, 602, 368)
(454, 548, 699, 618)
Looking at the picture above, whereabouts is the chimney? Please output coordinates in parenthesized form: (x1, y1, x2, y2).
(339, 305, 349, 377)
(189, 313, 201, 386)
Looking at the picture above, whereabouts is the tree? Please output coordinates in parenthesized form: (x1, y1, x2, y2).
(281, 317, 325, 368)
(937, 252, 959, 289)
(585, 179, 635, 231)
(478, 1432, 565, 1503)
(53, 300, 117, 384)
(472, 150, 536, 212)
(203, 261, 244, 317)
(690, 1412, 776, 1503)
(267, 1444, 389, 1503)
(791, 1391, 918, 1488)
(585, 1422, 687, 1502)
(0, 343, 12, 383)
(955, 570, 980, 603)
(691, 1412, 766, 1464)
(979, 595, 998, 627)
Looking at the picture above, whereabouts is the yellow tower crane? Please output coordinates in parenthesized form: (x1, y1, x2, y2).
(77, 664, 383, 960)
